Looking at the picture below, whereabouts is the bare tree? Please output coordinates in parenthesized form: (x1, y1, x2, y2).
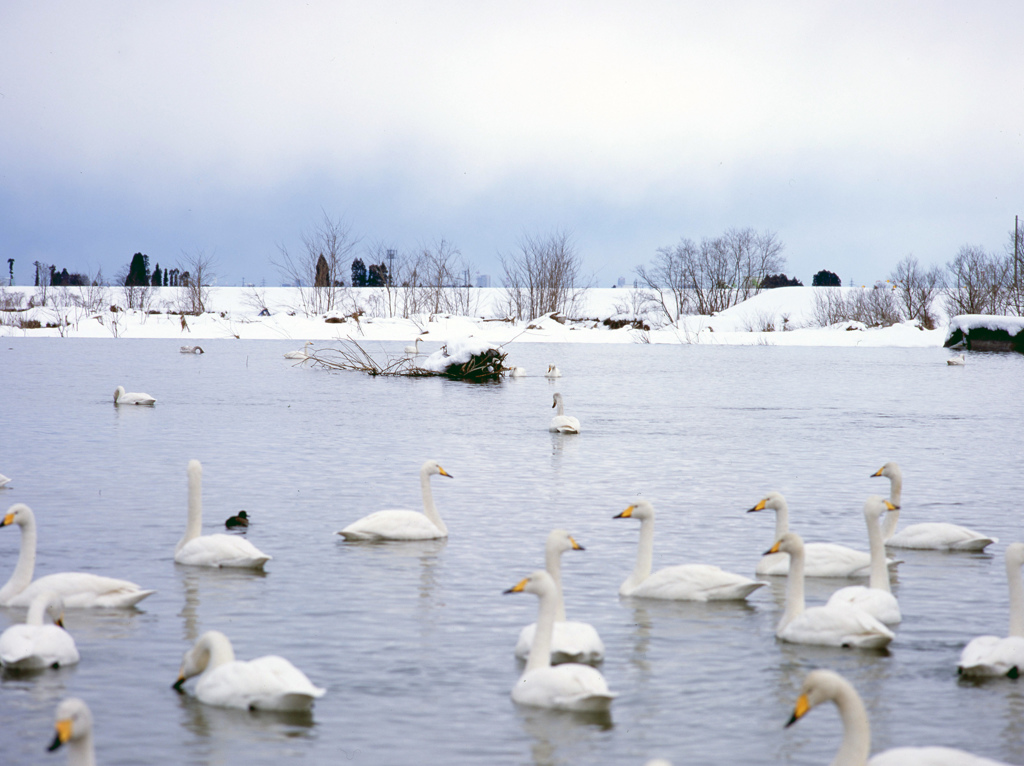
(811, 286, 901, 328)
(500, 229, 589, 321)
(177, 250, 217, 315)
(416, 239, 476, 315)
(272, 211, 359, 315)
(889, 254, 944, 329)
(635, 240, 695, 324)
(944, 244, 1009, 316)
(114, 263, 152, 312)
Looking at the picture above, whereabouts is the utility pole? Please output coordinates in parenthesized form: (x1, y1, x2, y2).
(1015, 215, 1020, 314)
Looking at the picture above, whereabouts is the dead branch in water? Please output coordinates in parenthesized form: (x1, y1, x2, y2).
(304, 339, 508, 381)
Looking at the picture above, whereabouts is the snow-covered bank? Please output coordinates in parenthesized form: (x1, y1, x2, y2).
(0, 285, 950, 347)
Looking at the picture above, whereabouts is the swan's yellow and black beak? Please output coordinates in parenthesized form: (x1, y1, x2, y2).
(569, 536, 584, 551)
(503, 578, 528, 594)
(56, 614, 65, 629)
(884, 500, 899, 511)
(438, 467, 453, 479)
(0, 512, 13, 527)
(747, 498, 768, 513)
(614, 506, 635, 519)
(48, 718, 73, 751)
(872, 467, 884, 477)
(765, 539, 784, 556)
(172, 675, 186, 691)
(785, 693, 810, 728)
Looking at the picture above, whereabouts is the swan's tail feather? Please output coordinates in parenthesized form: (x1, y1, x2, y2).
(951, 537, 998, 552)
(556, 692, 617, 712)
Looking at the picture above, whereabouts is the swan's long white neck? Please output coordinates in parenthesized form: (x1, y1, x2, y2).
(780, 543, 806, 631)
(554, 396, 565, 416)
(65, 732, 97, 766)
(198, 631, 237, 671)
(880, 471, 902, 541)
(623, 516, 655, 594)
(27, 593, 58, 626)
(866, 509, 891, 594)
(829, 678, 873, 766)
(179, 461, 204, 551)
(420, 466, 447, 535)
(772, 498, 790, 540)
(1007, 552, 1024, 638)
(525, 584, 558, 673)
(0, 511, 37, 604)
(544, 543, 567, 622)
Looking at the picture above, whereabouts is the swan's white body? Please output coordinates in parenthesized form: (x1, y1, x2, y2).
(180, 345, 204, 354)
(958, 542, 1024, 678)
(338, 460, 452, 541)
(514, 529, 605, 665)
(48, 697, 96, 766)
(510, 366, 527, 378)
(616, 500, 764, 601)
(549, 392, 581, 434)
(404, 337, 422, 355)
(827, 497, 903, 625)
(545, 364, 562, 378)
(284, 341, 313, 360)
(113, 385, 156, 405)
(749, 492, 899, 577)
(788, 669, 1011, 765)
(174, 461, 271, 569)
(0, 504, 155, 608)
(0, 591, 80, 669)
(947, 354, 966, 365)
(506, 571, 616, 712)
(0, 473, 10, 488)
(174, 630, 325, 711)
(873, 462, 996, 551)
(770, 533, 894, 649)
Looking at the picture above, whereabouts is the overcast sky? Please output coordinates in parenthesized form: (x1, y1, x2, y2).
(2, 2, 1021, 289)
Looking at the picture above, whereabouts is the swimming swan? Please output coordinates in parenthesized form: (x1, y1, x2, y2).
(549, 393, 581, 434)
(173, 629, 326, 711)
(768, 532, 894, 649)
(284, 341, 313, 360)
(0, 504, 155, 608)
(826, 497, 903, 625)
(175, 461, 271, 569)
(958, 542, 1024, 678)
(0, 473, 10, 488)
(0, 591, 80, 669)
(504, 571, 616, 712)
(404, 337, 423, 355)
(872, 462, 996, 551)
(113, 385, 156, 405)
(615, 499, 764, 601)
(48, 697, 96, 766)
(337, 460, 453, 541)
(787, 668, 1012, 765)
(545, 364, 562, 378)
(748, 492, 899, 577)
(947, 354, 966, 365)
(514, 529, 605, 665)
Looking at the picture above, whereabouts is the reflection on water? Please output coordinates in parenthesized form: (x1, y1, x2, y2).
(517, 705, 613, 766)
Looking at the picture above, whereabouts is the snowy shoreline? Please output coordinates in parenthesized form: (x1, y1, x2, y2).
(0, 285, 953, 347)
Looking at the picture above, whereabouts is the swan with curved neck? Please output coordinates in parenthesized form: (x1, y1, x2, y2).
(0, 504, 154, 608)
(872, 462, 996, 550)
(958, 542, 1024, 677)
(749, 492, 900, 577)
(173, 629, 325, 711)
(504, 570, 616, 711)
(616, 499, 764, 600)
(788, 669, 1012, 765)
(113, 385, 156, 405)
(545, 364, 562, 378)
(826, 496, 903, 625)
(0, 590, 80, 669)
(174, 461, 272, 569)
(769, 532, 894, 649)
(549, 392, 581, 434)
(514, 529, 605, 664)
(284, 341, 313, 360)
(338, 460, 453, 540)
(48, 698, 96, 766)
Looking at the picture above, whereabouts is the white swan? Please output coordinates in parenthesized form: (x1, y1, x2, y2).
(514, 529, 605, 665)
(113, 385, 156, 405)
(404, 337, 422, 355)
(510, 366, 527, 378)
(958, 542, 1024, 678)
(284, 341, 313, 360)
(748, 492, 900, 577)
(872, 462, 996, 551)
(0, 504, 155, 608)
(768, 532, 894, 649)
(787, 668, 1012, 765)
(947, 353, 966, 365)
(180, 345, 205, 354)
(337, 460, 453, 541)
(0, 591, 80, 669)
(173, 630, 325, 711)
(0, 473, 10, 488)
(826, 496, 903, 625)
(48, 697, 96, 766)
(504, 570, 616, 712)
(175, 461, 271, 569)
(615, 500, 764, 601)
(549, 392, 581, 434)
(545, 364, 562, 378)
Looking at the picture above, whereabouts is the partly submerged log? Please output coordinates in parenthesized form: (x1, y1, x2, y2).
(944, 315, 1024, 354)
(305, 338, 509, 381)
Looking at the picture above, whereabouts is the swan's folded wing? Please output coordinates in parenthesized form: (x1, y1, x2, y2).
(515, 621, 605, 663)
(869, 746, 1012, 765)
(958, 635, 1024, 676)
(175, 534, 271, 568)
(514, 665, 615, 711)
(889, 522, 997, 551)
(199, 657, 324, 710)
(337, 509, 443, 541)
(635, 564, 764, 601)
(0, 624, 79, 667)
(826, 586, 902, 625)
(781, 605, 894, 648)
(0, 625, 37, 665)
(15, 572, 155, 608)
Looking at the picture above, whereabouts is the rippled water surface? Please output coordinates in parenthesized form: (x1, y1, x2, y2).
(2, 339, 1023, 765)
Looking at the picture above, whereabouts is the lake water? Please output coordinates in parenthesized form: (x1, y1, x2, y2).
(1, 339, 1023, 765)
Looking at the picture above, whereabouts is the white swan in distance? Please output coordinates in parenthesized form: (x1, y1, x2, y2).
(404, 337, 422, 355)
(958, 542, 1024, 678)
(0, 504, 155, 608)
(787, 669, 1012, 765)
(748, 492, 899, 577)
(947, 354, 966, 365)
(615, 499, 764, 601)
(514, 529, 605, 665)
(284, 341, 313, 360)
(180, 345, 204, 354)
(549, 393, 581, 434)
(113, 385, 156, 405)
(826, 496, 903, 625)
(0, 591, 80, 669)
(504, 571, 616, 712)
(173, 630, 325, 711)
(872, 462, 996, 551)
(47, 697, 96, 766)
(510, 366, 527, 378)
(545, 364, 562, 378)
(768, 532, 894, 649)
(0, 473, 10, 488)
(174, 461, 271, 569)
(337, 460, 453, 541)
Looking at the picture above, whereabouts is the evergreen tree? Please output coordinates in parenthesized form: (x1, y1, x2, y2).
(812, 269, 842, 287)
(314, 254, 330, 287)
(351, 258, 367, 287)
(367, 262, 388, 287)
(126, 252, 149, 286)
(151, 263, 163, 287)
